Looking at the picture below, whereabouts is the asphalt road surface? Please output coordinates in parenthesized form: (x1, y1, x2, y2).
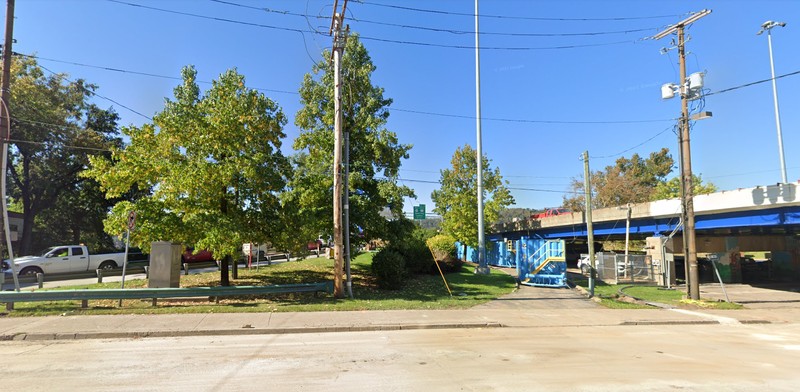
(2, 322, 799, 391)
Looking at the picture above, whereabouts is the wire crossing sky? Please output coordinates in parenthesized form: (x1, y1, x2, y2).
(8, 0, 800, 213)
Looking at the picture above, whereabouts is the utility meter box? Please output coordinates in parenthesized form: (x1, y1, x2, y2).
(149, 241, 181, 288)
(646, 236, 676, 287)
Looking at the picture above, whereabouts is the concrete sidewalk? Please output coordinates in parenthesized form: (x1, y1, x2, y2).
(2, 284, 798, 341)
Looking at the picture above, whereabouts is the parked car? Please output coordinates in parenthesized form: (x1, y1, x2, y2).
(181, 248, 215, 263)
(3, 245, 126, 276)
(532, 208, 569, 220)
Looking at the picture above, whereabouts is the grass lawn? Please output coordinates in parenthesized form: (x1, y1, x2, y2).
(3, 252, 517, 316)
(572, 277, 743, 310)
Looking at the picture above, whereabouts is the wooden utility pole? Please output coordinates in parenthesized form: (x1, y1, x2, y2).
(1, 0, 19, 292)
(583, 151, 595, 297)
(652, 10, 711, 300)
(677, 26, 700, 300)
(329, 0, 348, 298)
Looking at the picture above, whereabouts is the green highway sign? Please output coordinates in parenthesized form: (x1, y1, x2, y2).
(413, 204, 426, 220)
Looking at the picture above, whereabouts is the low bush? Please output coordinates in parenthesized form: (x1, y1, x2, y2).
(426, 234, 456, 261)
(371, 249, 407, 289)
(393, 238, 435, 274)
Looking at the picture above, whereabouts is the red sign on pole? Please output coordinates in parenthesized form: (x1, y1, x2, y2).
(127, 211, 136, 230)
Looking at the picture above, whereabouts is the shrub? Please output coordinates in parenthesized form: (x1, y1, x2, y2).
(426, 234, 457, 261)
(426, 234, 461, 273)
(393, 237, 435, 275)
(371, 249, 407, 289)
(436, 255, 464, 273)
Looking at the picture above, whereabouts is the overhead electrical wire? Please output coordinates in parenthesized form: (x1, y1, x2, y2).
(359, 36, 645, 50)
(38, 63, 153, 121)
(705, 69, 800, 96)
(211, 0, 662, 37)
(7, 138, 113, 153)
(108, 0, 657, 51)
(108, 0, 318, 35)
(14, 53, 298, 95)
(590, 124, 676, 159)
(386, 176, 577, 195)
(391, 107, 675, 124)
(354, 1, 690, 21)
(23, 52, 800, 130)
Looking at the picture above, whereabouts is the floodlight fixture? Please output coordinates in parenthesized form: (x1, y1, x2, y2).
(757, 20, 786, 35)
(652, 9, 712, 40)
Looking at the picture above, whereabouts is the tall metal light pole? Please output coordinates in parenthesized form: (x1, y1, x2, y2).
(757, 21, 788, 184)
(474, 0, 488, 274)
(652, 9, 711, 300)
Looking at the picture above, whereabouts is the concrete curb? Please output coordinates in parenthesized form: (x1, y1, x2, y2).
(0, 321, 505, 341)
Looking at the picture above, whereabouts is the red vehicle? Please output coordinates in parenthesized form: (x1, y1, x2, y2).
(532, 208, 568, 220)
(181, 247, 214, 263)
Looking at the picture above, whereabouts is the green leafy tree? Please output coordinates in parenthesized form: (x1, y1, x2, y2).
(652, 175, 717, 200)
(85, 66, 289, 286)
(5, 56, 122, 255)
(431, 144, 514, 259)
(563, 148, 674, 211)
(287, 34, 414, 250)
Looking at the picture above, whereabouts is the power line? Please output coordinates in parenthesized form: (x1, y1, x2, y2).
(15, 53, 298, 95)
(590, 124, 676, 159)
(390, 176, 576, 195)
(38, 63, 153, 121)
(360, 36, 646, 51)
(7, 138, 113, 153)
(212, 0, 662, 37)
(391, 107, 676, 124)
(355, 1, 689, 21)
(705, 69, 800, 96)
(108, 0, 320, 36)
(21, 55, 800, 128)
(15, 53, 677, 125)
(109, 0, 655, 51)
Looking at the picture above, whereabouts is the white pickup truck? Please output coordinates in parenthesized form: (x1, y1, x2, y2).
(7, 245, 127, 276)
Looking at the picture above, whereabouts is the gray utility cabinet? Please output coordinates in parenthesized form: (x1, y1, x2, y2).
(149, 242, 182, 288)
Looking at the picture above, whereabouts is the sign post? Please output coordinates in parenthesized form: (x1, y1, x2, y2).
(413, 204, 426, 220)
(243, 243, 252, 268)
(119, 211, 136, 305)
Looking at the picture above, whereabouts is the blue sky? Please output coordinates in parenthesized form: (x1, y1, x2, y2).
(9, 0, 800, 217)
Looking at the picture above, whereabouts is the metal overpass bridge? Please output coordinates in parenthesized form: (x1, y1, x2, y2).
(480, 182, 800, 282)
(492, 182, 800, 241)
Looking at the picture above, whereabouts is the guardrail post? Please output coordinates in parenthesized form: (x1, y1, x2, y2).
(183, 263, 189, 276)
(96, 269, 103, 284)
(143, 266, 149, 278)
(5, 302, 12, 311)
(81, 299, 88, 308)
(37, 273, 44, 288)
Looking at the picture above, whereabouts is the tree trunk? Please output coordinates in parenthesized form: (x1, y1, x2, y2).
(220, 254, 231, 286)
(20, 204, 35, 256)
(219, 186, 230, 286)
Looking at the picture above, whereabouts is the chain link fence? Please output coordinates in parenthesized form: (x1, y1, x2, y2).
(594, 252, 657, 284)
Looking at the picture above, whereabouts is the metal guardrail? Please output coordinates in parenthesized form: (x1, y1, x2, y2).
(0, 282, 334, 310)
